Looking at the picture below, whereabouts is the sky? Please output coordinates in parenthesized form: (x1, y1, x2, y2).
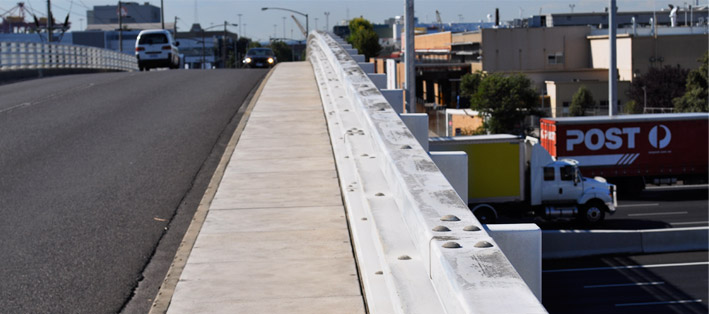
(1, 0, 700, 41)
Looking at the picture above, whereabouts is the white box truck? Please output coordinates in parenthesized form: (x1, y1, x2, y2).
(430, 135, 617, 225)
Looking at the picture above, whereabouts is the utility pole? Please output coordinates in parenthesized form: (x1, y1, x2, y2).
(118, 1, 123, 52)
(160, 0, 165, 29)
(405, 0, 415, 113)
(201, 29, 205, 69)
(238, 14, 242, 36)
(609, 0, 617, 116)
(223, 21, 227, 68)
(174, 16, 178, 35)
(46, 0, 53, 42)
(324, 11, 330, 32)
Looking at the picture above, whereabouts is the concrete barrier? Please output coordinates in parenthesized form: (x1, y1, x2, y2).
(306, 30, 545, 314)
(399, 113, 428, 151)
(486, 224, 542, 302)
(430, 151, 468, 203)
(542, 227, 709, 259)
(380, 89, 404, 114)
(367, 73, 387, 90)
(358, 62, 374, 73)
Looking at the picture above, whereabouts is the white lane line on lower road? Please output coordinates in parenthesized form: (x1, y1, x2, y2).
(617, 203, 660, 208)
(670, 221, 709, 226)
(615, 299, 703, 307)
(584, 282, 665, 289)
(543, 262, 709, 273)
(627, 211, 688, 217)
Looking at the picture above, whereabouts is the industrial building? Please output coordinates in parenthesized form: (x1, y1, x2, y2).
(374, 8, 708, 120)
(87, 2, 161, 25)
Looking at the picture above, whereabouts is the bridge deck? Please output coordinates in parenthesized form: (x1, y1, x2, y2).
(167, 62, 365, 313)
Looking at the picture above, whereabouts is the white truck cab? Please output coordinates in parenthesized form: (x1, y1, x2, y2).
(538, 158, 617, 223)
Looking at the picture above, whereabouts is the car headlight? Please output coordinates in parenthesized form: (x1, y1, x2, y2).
(267, 58, 274, 64)
(244, 57, 252, 63)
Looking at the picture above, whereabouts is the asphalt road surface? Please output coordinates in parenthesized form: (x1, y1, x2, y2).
(0, 69, 267, 313)
(502, 184, 708, 230)
(543, 251, 708, 313)
(607, 184, 709, 229)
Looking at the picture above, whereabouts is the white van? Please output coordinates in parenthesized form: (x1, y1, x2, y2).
(135, 29, 180, 71)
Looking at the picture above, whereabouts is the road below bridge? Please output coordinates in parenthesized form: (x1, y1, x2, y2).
(0, 69, 267, 313)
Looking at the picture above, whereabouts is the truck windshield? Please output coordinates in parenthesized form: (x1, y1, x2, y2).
(575, 167, 583, 180)
(560, 166, 575, 181)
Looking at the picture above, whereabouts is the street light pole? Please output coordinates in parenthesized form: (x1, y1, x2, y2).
(609, 0, 617, 116)
(324, 11, 330, 31)
(262, 7, 309, 38)
(642, 86, 647, 112)
(160, 0, 164, 29)
(238, 14, 243, 35)
(118, 1, 122, 52)
(201, 29, 206, 69)
(405, 0, 415, 113)
(47, 0, 53, 42)
(224, 21, 228, 68)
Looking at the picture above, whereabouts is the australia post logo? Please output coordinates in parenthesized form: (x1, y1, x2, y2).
(648, 125, 671, 149)
(566, 125, 672, 151)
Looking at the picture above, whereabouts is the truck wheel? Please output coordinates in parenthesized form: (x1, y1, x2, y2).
(579, 201, 606, 225)
(472, 204, 498, 224)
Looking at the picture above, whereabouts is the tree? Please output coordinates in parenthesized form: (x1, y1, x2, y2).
(268, 40, 293, 62)
(460, 71, 485, 98)
(673, 52, 708, 112)
(470, 73, 540, 135)
(623, 100, 643, 114)
(627, 65, 689, 110)
(226, 51, 237, 68)
(347, 17, 382, 60)
(248, 40, 262, 49)
(569, 86, 594, 116)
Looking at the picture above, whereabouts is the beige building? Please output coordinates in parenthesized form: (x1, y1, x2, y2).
(588, 29, 709, 81)
(454, 26, 593, 73)
(379, 24, 707, 117)
(545, 80, 631, 117)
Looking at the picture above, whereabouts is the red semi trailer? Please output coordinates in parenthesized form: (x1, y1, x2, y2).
(540, 113, 709, 192)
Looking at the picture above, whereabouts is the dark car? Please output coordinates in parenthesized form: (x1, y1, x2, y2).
(242, 48, 277, 68)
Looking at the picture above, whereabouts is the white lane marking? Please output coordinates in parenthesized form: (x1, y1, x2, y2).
(617, 203, 660, 208)
(0, 102, 32, 114)
(627, 211, 688, 217)
(543, 261, 709, 273)
(584, 282, 665, 289)
(670, 221, 709, 226)
(615, 299, 703, 307)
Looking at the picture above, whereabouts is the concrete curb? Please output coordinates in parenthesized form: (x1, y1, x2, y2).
(542, 227, 709, 259)
(147, 66, 277, 314)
